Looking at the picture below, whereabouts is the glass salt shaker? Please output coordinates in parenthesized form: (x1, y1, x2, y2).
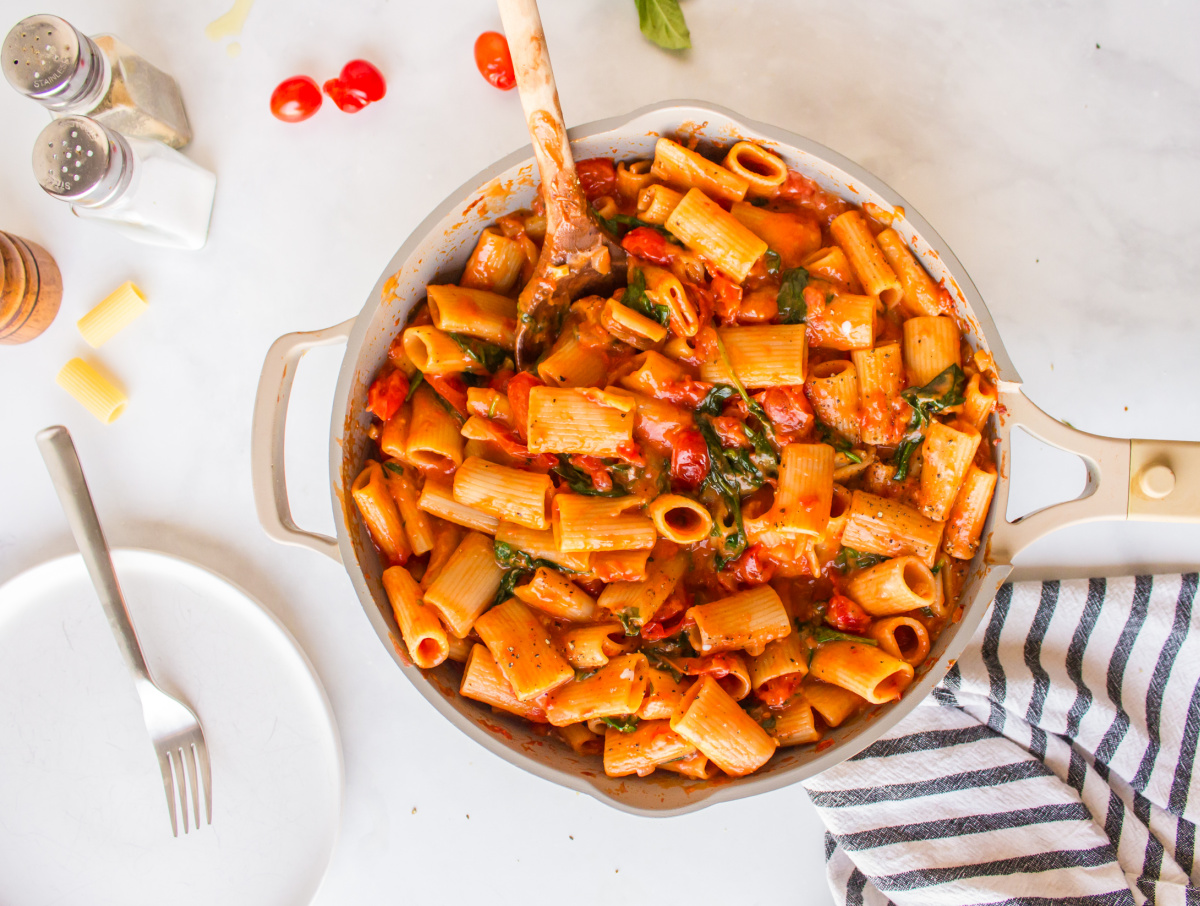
(3, 14, 192, 149)
(33, 116, 216, 251)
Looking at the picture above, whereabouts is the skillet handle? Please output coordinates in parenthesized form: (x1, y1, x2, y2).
(250, 320, 354, 563)
(986, 382, 1200, 563)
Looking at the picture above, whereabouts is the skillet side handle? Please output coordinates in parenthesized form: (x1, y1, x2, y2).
(250, 320, 354, 563)
(1128, 439, 1200, 522)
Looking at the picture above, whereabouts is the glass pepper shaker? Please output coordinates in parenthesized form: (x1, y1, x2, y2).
(3, 14, 192, 149)
(33, 116, 216, 251)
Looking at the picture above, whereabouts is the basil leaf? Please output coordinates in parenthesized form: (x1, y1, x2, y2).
(634, 0, 691, 50)
(552, 455, 629, 498)
(776, 267, 809, 324)
(448, 332, 507, 373)
(601, 715, 640, 733)
(892, 435, 921, 480)
(404, 371, 424, 402)
(813, 626, 878, 646)
(814, 417, 862, 463)
(763, 250, 782, 275)
(595, 211, 681, 243)
(834, 547, 888, 572)
(695, 416, 750, 568)
(891, 364, 967, 481)
(616, 607, 640, 636)
(621, 267, 670, 328)
(695, 384, 736, 416)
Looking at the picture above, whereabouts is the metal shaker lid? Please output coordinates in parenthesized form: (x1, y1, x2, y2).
(33, 116, 130, 206)
(2, 15, 103, 109)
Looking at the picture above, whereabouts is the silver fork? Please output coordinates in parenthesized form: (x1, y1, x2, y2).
(37, 425, 212, 836)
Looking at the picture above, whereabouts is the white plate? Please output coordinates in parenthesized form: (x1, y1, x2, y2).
(0, 549, 343, 906)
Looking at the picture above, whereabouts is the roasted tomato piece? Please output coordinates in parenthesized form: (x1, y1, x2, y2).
(366, 368, 410, 422)
(667, 426, 709, 491)
(621, 226, 674, 265)
(825, 594, 871, 634)
(576, 158, 617, 201)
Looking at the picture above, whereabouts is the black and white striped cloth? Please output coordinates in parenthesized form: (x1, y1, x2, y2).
(804, 574, 1200, 906)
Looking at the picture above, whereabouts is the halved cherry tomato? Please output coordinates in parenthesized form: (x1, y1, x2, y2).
(567, 455, 614, 493)
(576, 158, 617, 201)
(323, 77, 369, 113)
(755, 386, 814, 438)
(667, 426, 709, 491)
(756, 672, 804, 708)
(423, 373, 469, 418)
(506, 371, 543, 440)
(474, 31, 516, 90)
(621, 227, 674, 265)
(365, 368, 410, 422)
(339, 59, 386, 101)
(641, 588, 690, 642)
(826, 594, 871, 634)
(270, 76, 322, 122)
(711, 274, 743, 326)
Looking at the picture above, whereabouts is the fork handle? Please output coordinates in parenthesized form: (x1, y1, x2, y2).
(36, 426, 152, 683)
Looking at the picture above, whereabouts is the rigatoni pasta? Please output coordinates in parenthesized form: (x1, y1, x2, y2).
(355, 133, 999, 781)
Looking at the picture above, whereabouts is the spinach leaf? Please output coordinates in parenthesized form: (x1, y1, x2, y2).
(712, 332, 777, 442)
(601, 715, 640, 733)
(596, 211, 680, 243)
(643, 648, 683, 682)
(812, 626, 878, 646)
(694, 416, 750, 568)
(552, 455, 629, 498)
(891, 364, 967, 481)
(763, 250, 782, 275)
(383, 461, 407, 477)
(814, 418, 862, 464)
(492, 540, 568, 606)
(776, 267, 809, 324)
(633, 0, 691, 50)
(621, 267, 670, 328)
(695, 384, 736, 416)
(616, 607, 640, 636)
(404, 371, 424, 403)
(449, 332, 507, 373)
(834, 547, 888, 572)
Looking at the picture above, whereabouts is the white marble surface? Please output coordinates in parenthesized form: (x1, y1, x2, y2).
(1, 0, 1198, 903)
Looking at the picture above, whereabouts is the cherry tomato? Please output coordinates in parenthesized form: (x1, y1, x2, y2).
(506, 371, 543, 440)
(755, 385, 814, 437)
(621, 226, 674, 266)
(727, 543, 776, 587)
(576, 158, 617, 201)
(366, 368, 410, 423)
(641, 590, 689, 642)
(711, 274, 743, 325)
(339, 59, 386, 102)
(826, 594, 871, 634)
(756, 673, 804, 708)
(270, 75, 323, 122)
(668, 426, 709, 491)
(566, 455, 615, 493)
(474, 31, 516, 90)
(323, 76, 370, 113)
(423, 373, 470, 418)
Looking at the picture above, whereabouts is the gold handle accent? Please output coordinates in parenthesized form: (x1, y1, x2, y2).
(1128, 440, 1200, 521)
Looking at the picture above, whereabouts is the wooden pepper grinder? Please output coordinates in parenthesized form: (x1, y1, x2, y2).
(0, 231, 62, 344)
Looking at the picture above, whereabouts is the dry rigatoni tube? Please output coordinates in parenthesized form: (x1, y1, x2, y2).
(426, 284, 518, 350)
(542, 653, 649, 726)
(526, 386, 635, 456)
(903, 316, 961, 388)
(841, 491, 945, 567)
(459, 227, 526, 295)
(452, 456, 552, 531)
(76, 281, 147, 347)
(351, 461, 411, 566)
(418, 476, 500, 533)
(554, 495, 657, 553)
(875, 228, 943, 317)
(721, 142, 789, 197)
(670, 676, 777, 776)
(665, 188, 767, 282)
(843, 555, 939, 616)
(422, 531, 504, 637)
(697, 324, 808, 388)
(830, 210, 902, 306)
(918, 421, 982, 521)
(596, 554, 686, 634)
(944, 460, 998, 559)
(474, 598, 574, 701)
(687, 585, 790, 656)
(650, 137, 750, 203)
(809, 640, 914, 704)
(460, 644, 548, 722)
(381, 565, 449, 669)
(55, 358, 127, 423)
(513, 567, 597, 622)
(603, 720, 695, 778)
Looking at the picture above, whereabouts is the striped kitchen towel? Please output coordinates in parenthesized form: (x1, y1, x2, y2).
(804, 574, 1200, 906)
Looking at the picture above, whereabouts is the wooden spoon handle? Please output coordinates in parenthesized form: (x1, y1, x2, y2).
(497, 0, 577, 189)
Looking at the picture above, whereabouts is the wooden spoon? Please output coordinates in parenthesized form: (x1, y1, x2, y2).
(497, 0, 625, 369)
